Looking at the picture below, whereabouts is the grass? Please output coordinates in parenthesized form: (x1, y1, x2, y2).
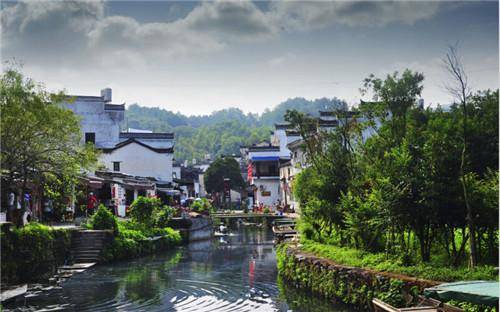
(299, 239, 498, 282)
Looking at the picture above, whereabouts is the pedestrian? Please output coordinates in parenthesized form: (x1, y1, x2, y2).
(7, 190, 15, 222)
(87, 192, 98, 216)
(43, 198, 53, 224)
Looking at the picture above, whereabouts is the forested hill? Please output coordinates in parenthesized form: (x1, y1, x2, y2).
(124, 97, 345, 162)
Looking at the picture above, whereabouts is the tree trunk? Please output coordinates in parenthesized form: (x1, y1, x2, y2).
(459, 99, 476, 268)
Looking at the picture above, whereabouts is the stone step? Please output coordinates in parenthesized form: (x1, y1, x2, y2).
(72, 241, 105, 247)
(73, 258, 100, 263)
(71, 250, 101, 256)
(72, 246, 104, 251)
(72, 241, 105, 246)
(73, 255, 101, 263)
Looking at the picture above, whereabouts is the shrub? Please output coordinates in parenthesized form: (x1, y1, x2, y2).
(190, 198, 214, 214)
(263, 207, 270, 214)
(154, 206, 175, 228)
(89, 204, 118, 234)
(129, 196, 162, 226)
(2, 223, 72, 283)
(299, 239, 498, 281)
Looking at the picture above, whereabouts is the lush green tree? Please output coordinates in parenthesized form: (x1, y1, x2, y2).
(204, 157, 245, 194)
(362, 69, 424, 142)
(290, 65, 498, 266)
(0, 67, 97, 225)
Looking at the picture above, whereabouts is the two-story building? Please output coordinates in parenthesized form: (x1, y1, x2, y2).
(63, 88, 176, 215)
(243, 123, 302, 210)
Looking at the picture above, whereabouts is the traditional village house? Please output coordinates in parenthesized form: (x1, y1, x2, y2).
(62, 88, 176, 216)
(244, 123, 300, 210)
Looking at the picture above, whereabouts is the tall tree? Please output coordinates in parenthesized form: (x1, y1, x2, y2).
(361, 69, 424, 143)
(0, 67, 97, 225)
(204, 156, 245, 194)
(442, 45, 477, 267)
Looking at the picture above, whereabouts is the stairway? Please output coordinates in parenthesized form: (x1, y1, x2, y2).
(71, 230, 108, 263)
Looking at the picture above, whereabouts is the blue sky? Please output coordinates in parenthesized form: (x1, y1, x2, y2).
(1, 1, 498, 115)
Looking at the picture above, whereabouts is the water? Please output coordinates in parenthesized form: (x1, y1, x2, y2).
(4, 226, 353, 311)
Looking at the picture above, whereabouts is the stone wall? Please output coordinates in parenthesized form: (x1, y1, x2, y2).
(277, 244, 439, 310)
(1, 224, 74, 285)
(188, 217, 213, 241)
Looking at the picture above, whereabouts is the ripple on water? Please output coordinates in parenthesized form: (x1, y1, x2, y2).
(3, 228, 350, 312)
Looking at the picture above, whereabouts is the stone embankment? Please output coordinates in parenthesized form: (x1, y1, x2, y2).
(277, 244, 440, 310)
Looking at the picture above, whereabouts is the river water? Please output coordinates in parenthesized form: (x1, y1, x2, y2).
(4, 226, 352, 312)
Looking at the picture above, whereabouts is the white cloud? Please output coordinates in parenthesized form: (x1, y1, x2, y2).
(269, 1, 441, 30)
(1, 0, 442, 65)
(267, 53, 296, 67)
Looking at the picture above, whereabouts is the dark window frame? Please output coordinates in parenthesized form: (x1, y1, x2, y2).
(113, 161, 121, 172)
(85, 132, 96, 144)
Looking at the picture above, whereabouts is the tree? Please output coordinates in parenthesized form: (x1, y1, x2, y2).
(361, 69, 424, 142)
(204, 157, 245, 194)
(442, 45, 477, 267)
(0, 67, 97, 225)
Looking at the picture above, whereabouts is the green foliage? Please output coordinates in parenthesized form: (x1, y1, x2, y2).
(299, 239, 497, 282)
(154, 206, 175, 228)
(204, 157, 245, 193)
(89, 204, 118, 234)
(128, 196, 163, 227)
(291, 69, 498, 267)
(190, 198, 214, 214)
(124, 98, 345, 163)
(0, 67, 98, 220)
(102, 219, 182, 262)
(1, 223, 71, 283)
(447, 300, 496, 312)
(276, 244, 410, 310)
(277, 244, 497, 311)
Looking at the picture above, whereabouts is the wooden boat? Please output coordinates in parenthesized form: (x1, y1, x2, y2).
(373, 296, 463, 312)
(1, 284, 27, 302)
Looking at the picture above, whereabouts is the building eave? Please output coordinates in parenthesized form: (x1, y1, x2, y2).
(101, 138, 174, 154)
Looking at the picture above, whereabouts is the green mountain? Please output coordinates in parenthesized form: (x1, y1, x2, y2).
(123, 97, 345, 162)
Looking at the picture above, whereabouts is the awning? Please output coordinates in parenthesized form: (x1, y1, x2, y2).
(157, 188, 180, 195)
(424, 281, 499, 307)
(251, 156, 280, 161)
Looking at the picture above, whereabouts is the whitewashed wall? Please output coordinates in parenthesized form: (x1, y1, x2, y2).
(63, 98, 122, 148)
(100, 142, 173, 182)
(253, 178, 281, 209)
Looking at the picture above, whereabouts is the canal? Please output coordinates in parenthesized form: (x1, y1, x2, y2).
(4, 226, 353, 311)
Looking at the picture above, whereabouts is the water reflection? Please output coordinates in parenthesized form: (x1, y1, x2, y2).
(4, 226, 353, 311)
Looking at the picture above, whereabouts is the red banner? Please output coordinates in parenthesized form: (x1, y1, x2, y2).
(247, 162, 253, 182)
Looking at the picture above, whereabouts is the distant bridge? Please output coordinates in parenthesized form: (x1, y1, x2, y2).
(211, 212, 290, 220)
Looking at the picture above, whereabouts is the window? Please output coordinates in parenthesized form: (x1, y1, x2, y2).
(85, 132, 95, 144)
(113, 161, 120, 172)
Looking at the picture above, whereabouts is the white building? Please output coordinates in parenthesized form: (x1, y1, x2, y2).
(100, 132, 174, 183)
(63, 88, 124, 148)
(244, 123, 302, 210)
(63, 89, 176, 212)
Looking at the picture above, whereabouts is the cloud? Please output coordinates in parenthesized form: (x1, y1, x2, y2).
(1, 0, 443, 66)
(181, 1, 277, 41)
(269, 1, 441, 30)
(267, 53, 296, 67)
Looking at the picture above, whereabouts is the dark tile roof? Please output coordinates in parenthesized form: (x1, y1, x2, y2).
(274, 122, 292, 130)
(101, 138, 174, 154)
(319, 111, 336, 116)
(285, 130, 301, 136)
(104, 104, 125, 111)
(248, 145, 280, 152)
(318, 119, 338, 126)
(119, 132, 174, 139)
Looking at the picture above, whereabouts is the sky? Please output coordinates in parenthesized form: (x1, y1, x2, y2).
(1, 1, 498, 116)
